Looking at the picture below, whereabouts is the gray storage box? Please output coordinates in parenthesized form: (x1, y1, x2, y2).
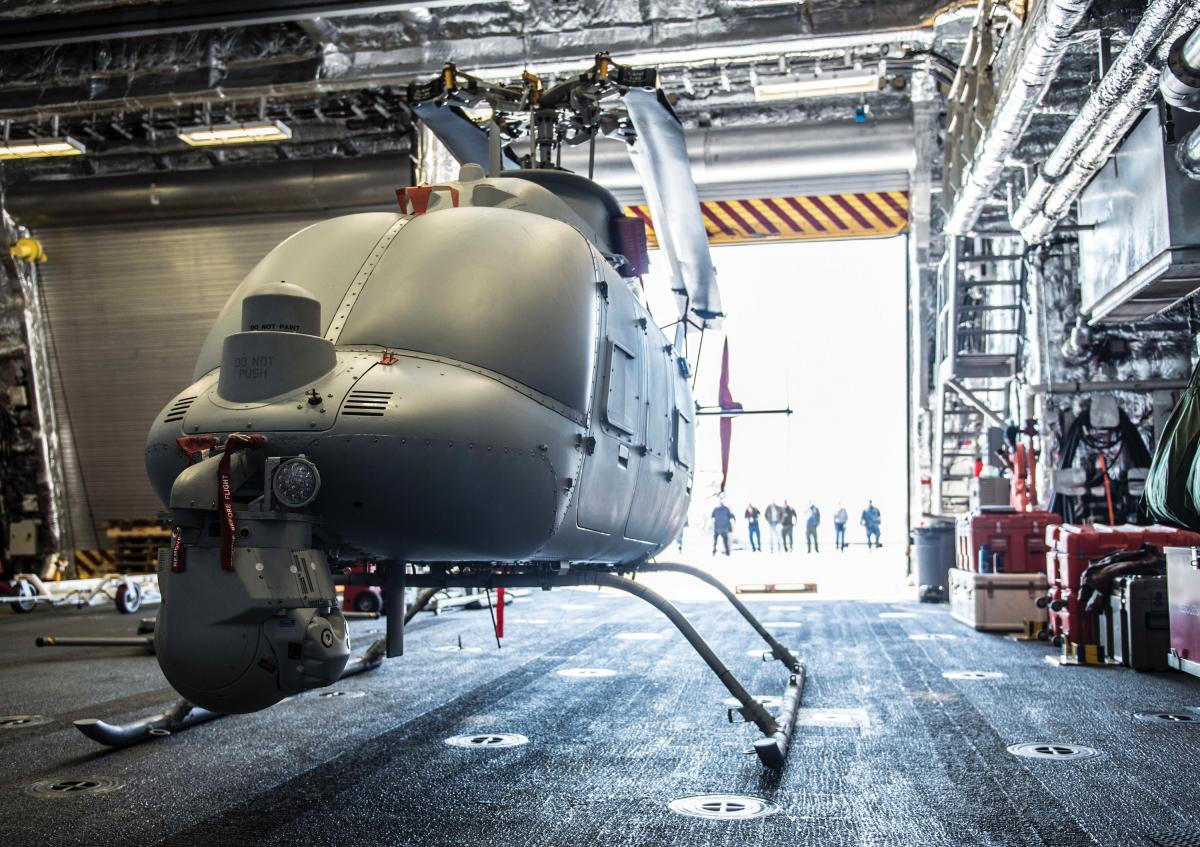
(912, 524, 955, 603)
(6, 519, 39, 557)
(969, 477, 1010, 511)
(1100, 575, 1171, 672)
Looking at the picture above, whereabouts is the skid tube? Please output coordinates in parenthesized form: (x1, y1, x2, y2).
(637, 561, 803, 673)
(74, 589, 439, 748)
(406, 565, 805, 769)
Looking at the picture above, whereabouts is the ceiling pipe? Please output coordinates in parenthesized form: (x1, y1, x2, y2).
(944, 0, 1093, 236)
(1012, 0, 1200, 243)
(471, 28, 936, 83)
(3, 119, 915, 225)
(1177, 125, 1200, 179)
(1160, 20, 1200, 110)
(1028, 377, 1189, 394)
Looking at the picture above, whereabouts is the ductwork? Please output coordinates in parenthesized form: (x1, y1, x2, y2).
(3, 119, 915, 225)
(1178, 125, 1200, 179)
(1161, 21, 1200, 110)
(1013, 0, 1200, 243)
(2, 211, 71, 556)
(945, 0, 1093, 236)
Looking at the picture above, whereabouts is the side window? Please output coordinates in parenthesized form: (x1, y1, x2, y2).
(603, 339, 638, 435)
(672, 406, 694, 469)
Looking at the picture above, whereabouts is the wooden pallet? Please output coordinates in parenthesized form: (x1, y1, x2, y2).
(734, 582, 818, 594)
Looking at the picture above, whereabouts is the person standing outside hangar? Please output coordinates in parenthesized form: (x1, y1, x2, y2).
(780, 500, 797, 552)
(744, 503, 762, 552)
(712, 500, 735, 556)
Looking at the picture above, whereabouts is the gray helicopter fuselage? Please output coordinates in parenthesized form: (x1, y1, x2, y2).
(147, 170, 694, 569)
(147, 170, 695, 713)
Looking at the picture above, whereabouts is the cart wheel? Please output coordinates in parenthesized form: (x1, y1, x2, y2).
(11, 579, 37, 613)
(115, 581, 142, 614)
(353, 590, 382, 614)
(1036, 629, 1049, 641)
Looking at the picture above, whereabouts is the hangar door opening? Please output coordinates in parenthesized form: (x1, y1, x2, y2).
(648, 235, 909, 593)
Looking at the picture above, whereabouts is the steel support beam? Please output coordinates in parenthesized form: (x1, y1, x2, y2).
(945, 379, 1007, 429)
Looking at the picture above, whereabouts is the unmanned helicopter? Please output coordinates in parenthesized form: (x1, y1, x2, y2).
(134, 54, 804, 769)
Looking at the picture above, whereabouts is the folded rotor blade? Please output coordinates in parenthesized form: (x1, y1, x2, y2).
(411, 101, 522, 172)
(622, 87, 722, 327)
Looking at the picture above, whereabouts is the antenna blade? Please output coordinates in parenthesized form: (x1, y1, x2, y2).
(622, 87, 722, 328)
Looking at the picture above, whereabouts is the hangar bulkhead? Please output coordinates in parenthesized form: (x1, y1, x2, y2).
(1, 2, 1200, 845)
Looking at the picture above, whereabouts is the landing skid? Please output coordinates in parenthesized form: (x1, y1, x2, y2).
(73, 589, 438, 748)
(595, 569, 805, 770)
(401, 564, 805, 770)
(635, 561, 806, 768)
(75, 565, 805, 769)
(74, 638, 388, 747)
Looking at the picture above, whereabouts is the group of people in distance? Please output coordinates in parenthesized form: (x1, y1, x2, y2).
(706, 498, 882, 556)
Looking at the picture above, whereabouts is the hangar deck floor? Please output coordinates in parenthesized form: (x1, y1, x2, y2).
(2, 548, 1199, 847)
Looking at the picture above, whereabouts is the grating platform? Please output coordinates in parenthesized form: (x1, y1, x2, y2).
(1, 568, 1199, 846)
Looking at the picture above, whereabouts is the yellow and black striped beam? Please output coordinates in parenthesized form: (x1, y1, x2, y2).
(627, 190, 909, 248)
(74, 548, 117, 577)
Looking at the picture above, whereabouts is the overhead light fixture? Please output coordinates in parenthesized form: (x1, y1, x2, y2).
(178, 119, 292, 147)
(0, 136, 85, 160)
(754, 68, 882, 101)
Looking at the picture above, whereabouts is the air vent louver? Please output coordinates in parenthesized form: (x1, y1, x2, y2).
(164, 396, 196, 423)
(341, 390, 392, 417)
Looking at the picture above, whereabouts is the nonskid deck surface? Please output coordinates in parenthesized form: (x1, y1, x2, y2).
(0, 551, 1199, 846)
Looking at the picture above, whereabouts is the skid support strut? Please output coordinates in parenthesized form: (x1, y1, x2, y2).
(637, 562, 802, 672)
(589, 571, 804, 769)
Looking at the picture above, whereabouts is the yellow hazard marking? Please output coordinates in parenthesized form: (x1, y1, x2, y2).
(627, 191, 909, 248)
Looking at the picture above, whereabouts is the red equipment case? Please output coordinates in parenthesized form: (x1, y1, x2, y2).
(1044, 525, 1200, 649)
(1165, 547, 1200, 679)
(1046, 525, 1200, 587)
(340, 563, 384, 614)
(1046, 587, 1094, 646)
(955, 510, 1061, 574)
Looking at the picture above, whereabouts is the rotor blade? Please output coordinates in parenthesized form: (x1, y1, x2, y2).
(622, 87, 722, 327)
(411, 101, 522, 172)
